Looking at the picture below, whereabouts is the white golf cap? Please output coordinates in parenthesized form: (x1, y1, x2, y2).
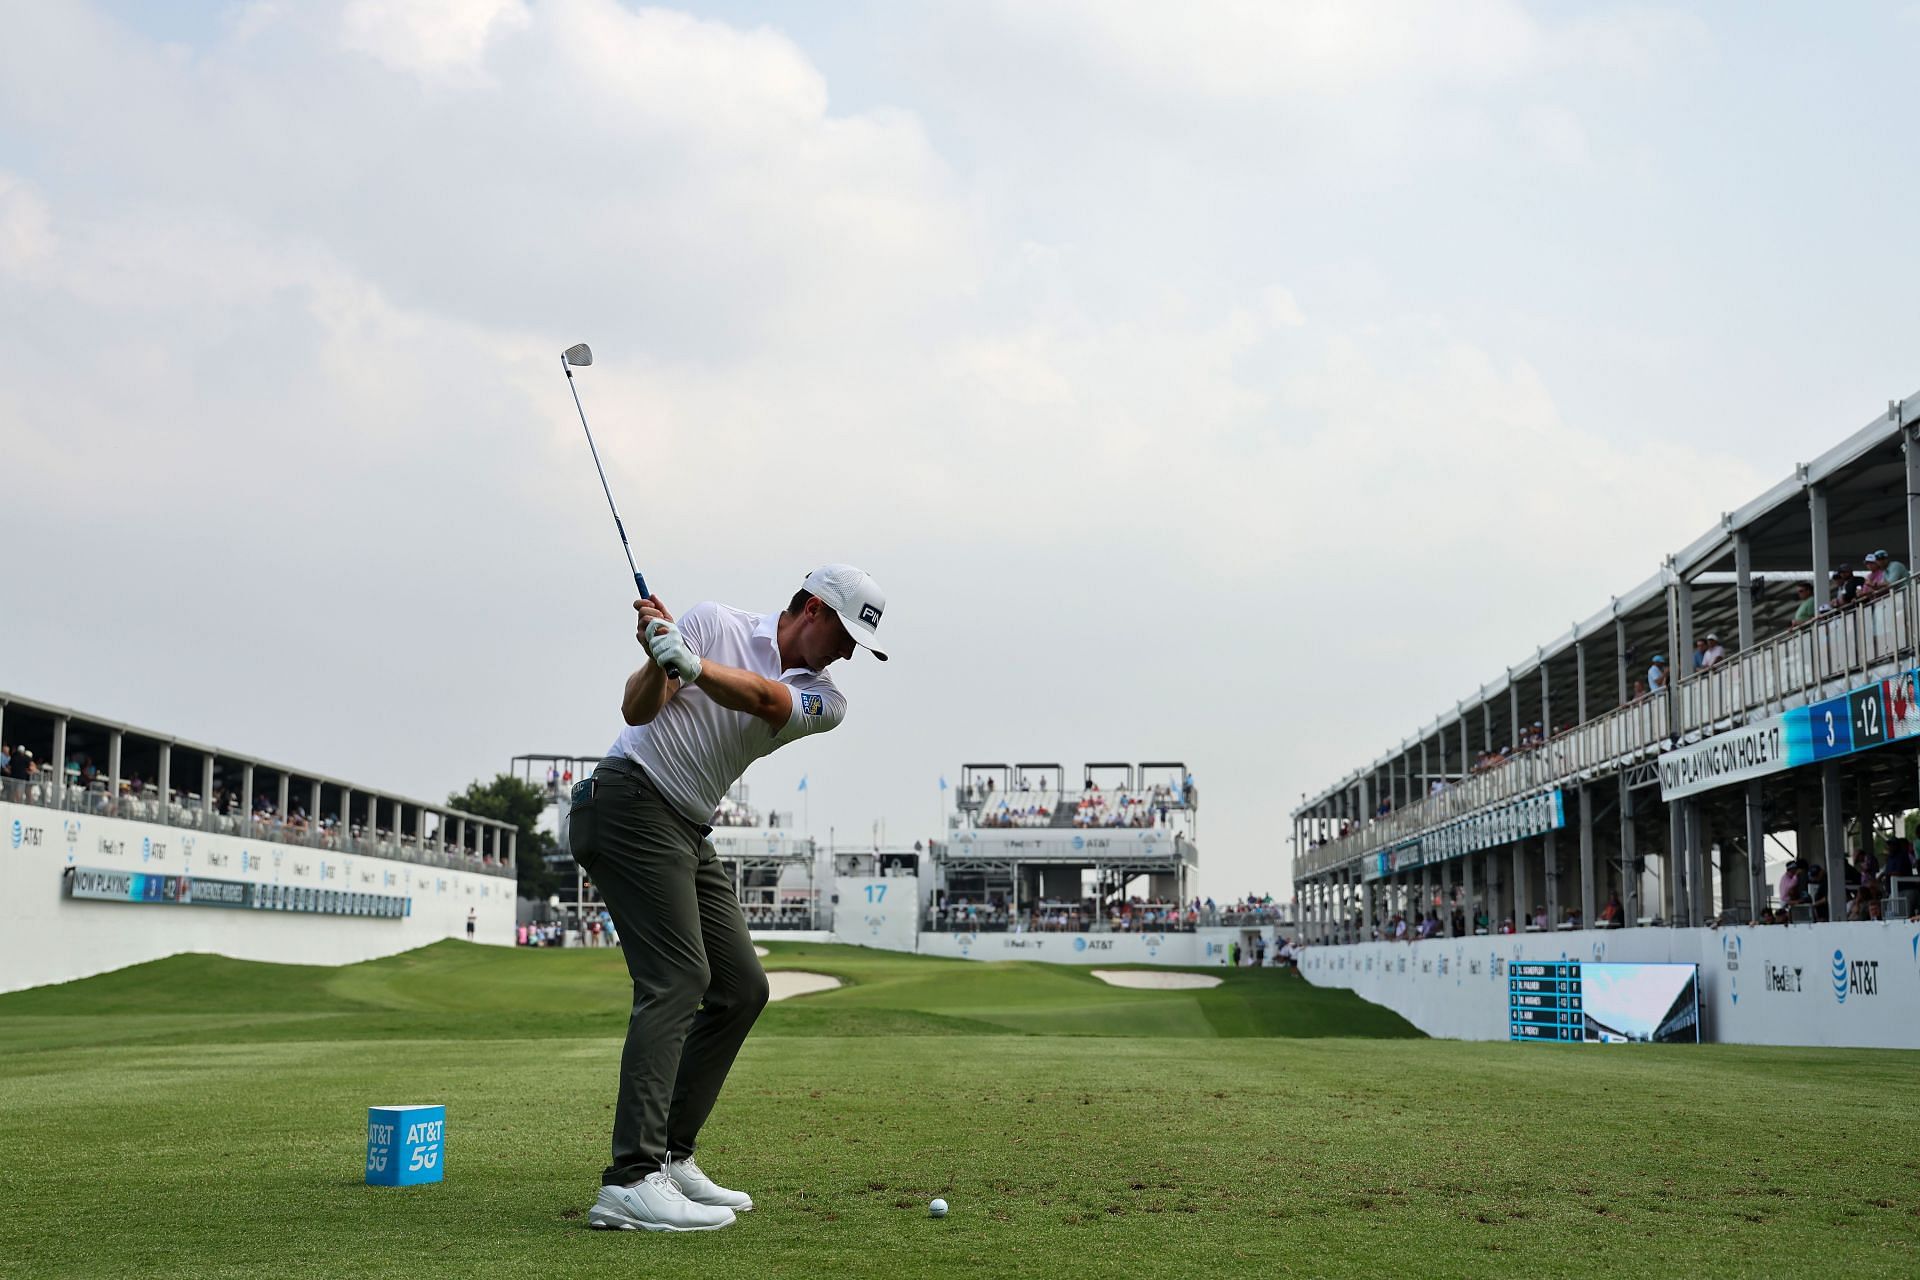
(802, 564, 889, 661)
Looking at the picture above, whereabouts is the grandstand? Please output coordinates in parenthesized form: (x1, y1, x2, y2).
(1291, 391, 1920, 944)
(0, 689, 517, 992)
(2, 689, 516, 871)
(516, 754, 824, 935)
(930, 761, 1201, 932)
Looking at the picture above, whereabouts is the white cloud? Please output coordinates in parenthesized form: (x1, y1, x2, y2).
(0, 2, 1891, 903)
(339, 0, 530, 81)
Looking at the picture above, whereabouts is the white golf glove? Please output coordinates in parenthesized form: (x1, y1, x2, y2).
(646, 619, 703, 683)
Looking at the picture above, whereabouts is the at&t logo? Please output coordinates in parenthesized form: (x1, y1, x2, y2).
(1832, 948, 1880, 1003)
(9, 820, 21, 849)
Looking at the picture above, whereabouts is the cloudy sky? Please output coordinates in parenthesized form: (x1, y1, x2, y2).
(4, 1, 1918, 897)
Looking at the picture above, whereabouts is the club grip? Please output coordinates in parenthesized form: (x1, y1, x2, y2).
(633, 570, 650, 600)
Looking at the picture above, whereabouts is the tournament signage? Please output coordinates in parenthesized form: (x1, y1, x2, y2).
(1363, 789, 1565, 881)
(1658, 712, 1791, 799)
(64, 866, 409, 918)
(1509, 961, 1583, 1042)
(1658, 668, 1920, 800)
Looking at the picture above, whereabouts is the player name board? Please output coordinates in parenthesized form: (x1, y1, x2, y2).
(1509, 960, 1583, 1042)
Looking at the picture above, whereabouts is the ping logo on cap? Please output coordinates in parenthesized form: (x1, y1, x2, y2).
(859, 603, 882, 628)
(801, 692, 824, 717)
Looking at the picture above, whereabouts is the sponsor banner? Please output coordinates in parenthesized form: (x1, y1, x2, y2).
(1660, 669, 1920, 800)
(1362, 789, 1565, 881)
(916, 928, 1241, 967)
(1296, 921, 1920, 1050)
(64, 865, 409, 918)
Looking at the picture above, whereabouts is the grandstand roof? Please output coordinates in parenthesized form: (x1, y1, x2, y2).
(0, 687, 513, 830)
(1292, 384, 1920, 819)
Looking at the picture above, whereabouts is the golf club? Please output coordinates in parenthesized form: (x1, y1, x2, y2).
(561, 342, 650, 601)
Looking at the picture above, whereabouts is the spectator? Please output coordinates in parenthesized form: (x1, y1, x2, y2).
(1806, 862, 1828, 909)
(1831, 566, 1862, 608)
(1777, 859, 1803, 905)
(1531, 904, 1549, 931)
(1599, 890, 1624, 928)
(1863, 549, 1908, 594)
(1648, 655, 1668, 692)
(1700, 633, 1725, 667)
(1691, 637, 1709, 670)
(1792, 581, 1818, 626)
(1497, 916, 1516, 935)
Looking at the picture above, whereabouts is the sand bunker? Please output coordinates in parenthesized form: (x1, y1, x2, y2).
(1091, 969, 1222, 991)
(753, 945, 770, 957)
(766, 971, 841, 1002)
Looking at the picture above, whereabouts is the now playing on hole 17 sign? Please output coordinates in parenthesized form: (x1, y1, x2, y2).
(366, 1105, 445, 1187)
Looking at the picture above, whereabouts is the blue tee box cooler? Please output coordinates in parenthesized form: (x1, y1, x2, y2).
(365, 1104, 445, 1186)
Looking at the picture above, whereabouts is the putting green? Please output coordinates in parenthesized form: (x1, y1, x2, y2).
(1, 942, 1914, 1277)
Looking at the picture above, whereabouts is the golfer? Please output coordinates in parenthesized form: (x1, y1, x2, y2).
(577, 565, 888, 1233)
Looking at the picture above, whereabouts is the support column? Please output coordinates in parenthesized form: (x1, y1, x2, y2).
(157, 744, 172, 821)
(342, 787, 355, 840)
(51, 715, 68, 804)
(1540, 660, 1552, 740)
(1810, 482, 1830, 607)
(1459, 712, 1470, 778)
(277, 774, 290, 822)
(108, 729, 123, 813)
(1687, 800, 1710, 925)
(201, 757, 215, 822)
(1906, 417, 1920, 571)
(1512, 841, 1531, 930)
(1544, 829, 1561, 929)
(240, 763, 255, 835)
(508, 829, 518, 869)
(1615, 618, 1631, 705)
(1821, 762, 1846, 922)
(309, 780, 322, 829)
(1745, 780, 1768, 920)
(1734, 532, 1757, 652)
(1361, 866, 1374, 937)
(1462, 852, 1478, 933)
(1675, 574, 1696, 685)
(1508, 671, 1521, 752)
(1579, 783, 1596, 927)
(1575, 642, 1589, 724)
(1667, 800, 1686, 926)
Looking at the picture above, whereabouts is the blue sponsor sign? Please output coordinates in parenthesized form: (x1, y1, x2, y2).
(365, 1104, 445, 1187)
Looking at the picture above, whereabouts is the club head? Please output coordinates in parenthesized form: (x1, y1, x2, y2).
(563, 343, 593, 368)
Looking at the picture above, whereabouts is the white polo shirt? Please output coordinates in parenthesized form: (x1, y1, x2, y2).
(608, 602, 846, 826)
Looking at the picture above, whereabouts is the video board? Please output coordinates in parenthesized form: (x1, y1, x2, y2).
(1508, 961, 1700, 1044)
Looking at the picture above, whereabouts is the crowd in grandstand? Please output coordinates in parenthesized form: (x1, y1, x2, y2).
(969, 776, 1191, 830)
(930, 893, 1281, 933)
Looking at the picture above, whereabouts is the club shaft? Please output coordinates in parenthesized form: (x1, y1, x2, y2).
(565, 359, 650, 600)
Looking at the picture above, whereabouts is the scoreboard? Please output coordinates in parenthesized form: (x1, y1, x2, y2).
(1508, 960, 1583, 1042)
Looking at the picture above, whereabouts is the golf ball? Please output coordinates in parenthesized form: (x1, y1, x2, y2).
(929, 1198, 949, 1218)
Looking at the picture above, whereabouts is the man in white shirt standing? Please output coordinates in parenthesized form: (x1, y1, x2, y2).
(575, 565, 888, 1233)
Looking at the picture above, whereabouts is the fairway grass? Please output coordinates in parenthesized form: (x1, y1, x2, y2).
(1, 944, 1915, 1278)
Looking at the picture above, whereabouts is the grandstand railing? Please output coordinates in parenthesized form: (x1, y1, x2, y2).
(1298, 584, 1920, 880)
(1673, 582, 1916, 734)
(0, 776, 514, 879)
(1297, 695, 1670, 879)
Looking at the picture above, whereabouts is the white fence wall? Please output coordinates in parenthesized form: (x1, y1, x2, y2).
(831, 877, 921, 952)
(1296, 924, 1920, 1049)
(914, 927, 1273, 966)
(2, 800, 514, 993)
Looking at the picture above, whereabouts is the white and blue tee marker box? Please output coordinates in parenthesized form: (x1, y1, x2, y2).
(365, 1104, 445, 1186)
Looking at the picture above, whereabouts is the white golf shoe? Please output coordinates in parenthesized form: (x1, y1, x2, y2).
(667, 1156, 755, 1212)
(588, 1164, 737, 1232)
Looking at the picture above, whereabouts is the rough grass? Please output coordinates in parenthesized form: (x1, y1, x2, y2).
(0, 942, 1915, 1278)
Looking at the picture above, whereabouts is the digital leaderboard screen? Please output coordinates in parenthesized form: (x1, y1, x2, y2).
(1508, 961, 1582, 1041)
(1508, 961, 1701, 1044)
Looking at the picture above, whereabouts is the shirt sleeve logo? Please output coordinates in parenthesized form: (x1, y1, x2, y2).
(801, 692, 824, 717)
